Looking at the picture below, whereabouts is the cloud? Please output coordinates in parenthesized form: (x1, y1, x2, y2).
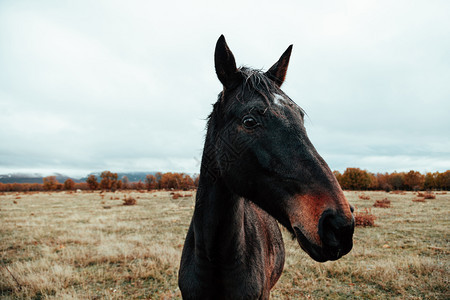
(0, 0, 449, 177)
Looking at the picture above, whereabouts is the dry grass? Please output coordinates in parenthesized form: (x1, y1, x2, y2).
(1, 190, 449, 299)
(373, 198, 391, 208)
(358, 194, 370, 200)
(424, 192, 436, 199)
(354, 208, 376, 227)
(171, 193, 183, 200)
(122, 195, 137, 206)
(418, 192, 436, 199)
(390, 190, 406, 195)
(412, 198, 426, 203)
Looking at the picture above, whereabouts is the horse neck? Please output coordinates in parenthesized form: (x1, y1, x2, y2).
(193, 173, 246, 264)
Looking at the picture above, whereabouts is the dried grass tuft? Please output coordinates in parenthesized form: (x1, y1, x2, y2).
(122, 196, 137, 206)
(359, 194, 370, 200)
(172, 193, 183, 200)
(423, 192, 436, 199)
(390, 190, 406, 195)
(412, 198, 426, 203)
(354, 208, 376, 227)
(373, 198, 391, 208)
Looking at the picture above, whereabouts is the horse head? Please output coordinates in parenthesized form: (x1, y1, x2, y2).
(209, 35, 354, 262)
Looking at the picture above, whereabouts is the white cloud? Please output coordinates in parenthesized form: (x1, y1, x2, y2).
(0, 0, 449, 177)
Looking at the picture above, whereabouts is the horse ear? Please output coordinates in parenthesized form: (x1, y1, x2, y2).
(215, 35, 241, 89)
(265, 45, 293, 87)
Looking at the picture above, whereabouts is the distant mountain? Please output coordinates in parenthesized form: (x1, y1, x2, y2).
(0, 171, 190, 184)
(0, 173, 81, 184)
(80, 171, 158, 183)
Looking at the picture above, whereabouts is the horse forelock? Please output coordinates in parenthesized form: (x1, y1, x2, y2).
(207, 67, 305, 138)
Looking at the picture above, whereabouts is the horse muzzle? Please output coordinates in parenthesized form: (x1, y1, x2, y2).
(292, 209, 354, 262)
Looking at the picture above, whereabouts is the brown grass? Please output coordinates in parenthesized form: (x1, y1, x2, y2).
(424, 192, 436, 199)
(354, 208, 376, 227)
(373, 198, 391, 208)
(412, 198, 426, 203)
(172, 193, 183, 200)
(390, 190, 406, 195)
(1, 190, 449, 299)
(358, 194, 370, 200)
(122, 195, 137, 206)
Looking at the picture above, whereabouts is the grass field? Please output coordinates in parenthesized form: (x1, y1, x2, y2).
(1, 190, 449, 299)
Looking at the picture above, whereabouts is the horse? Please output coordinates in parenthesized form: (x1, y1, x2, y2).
(178, 35, 354, 299)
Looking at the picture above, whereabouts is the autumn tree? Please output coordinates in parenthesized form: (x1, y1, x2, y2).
(86, 175, 99, 190)
(181, 174, 194, 190)
(158, 172, 194, 190)
(436, 170, 450, 190)
(375, 173, 392, 191)
(100, 171, 119, 191)
(340, 168, 372, 190)
(160, 172, 182, 189)
(403, 170, 425, 190)
(64, 178, 75, 190)
(387, 172, 405, 190)
(116, 180, 123, 190)
(133, 180, 145, 190)
(145, 174, 157, 190)
(424, 172, 437, 190)
(43, 176, 58, 191)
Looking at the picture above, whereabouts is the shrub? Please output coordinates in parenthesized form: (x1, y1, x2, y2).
(172, 193, 183, 200)
(423, 192, 436, 199)
(123, 196, 137, 206)
(354, 208, 376, 227)
(359, 194, 370, 200)
(373, 198, 391, 208)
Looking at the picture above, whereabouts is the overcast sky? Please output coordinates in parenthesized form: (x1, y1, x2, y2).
(1, 0, 449, 178)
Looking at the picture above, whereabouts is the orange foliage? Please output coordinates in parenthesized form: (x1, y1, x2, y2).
(86, 175, 99, 190)
(2, 169, 447, 192)
(354, 208, 376, 227)
(64, 178, 75, 190)
(43, 176, 58, 191)
(100, 171, 119, 191)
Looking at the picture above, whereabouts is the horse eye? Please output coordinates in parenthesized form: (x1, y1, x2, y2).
(242, 116, 258, 129)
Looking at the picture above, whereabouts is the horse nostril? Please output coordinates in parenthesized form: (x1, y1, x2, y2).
(350, 205, 354, 213)
(319, 210, 354, 251)
(319, 212, 340, 247)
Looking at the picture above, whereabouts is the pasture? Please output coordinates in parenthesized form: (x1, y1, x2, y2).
(0, 190, 448, 299)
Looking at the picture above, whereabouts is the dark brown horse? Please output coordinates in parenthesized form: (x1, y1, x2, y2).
(178, 35, 354, 299)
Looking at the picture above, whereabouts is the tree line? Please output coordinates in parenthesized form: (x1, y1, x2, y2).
(0, 169, 449, 192)
(0, 171, 199, 192)
(334, 168, 450, 191)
